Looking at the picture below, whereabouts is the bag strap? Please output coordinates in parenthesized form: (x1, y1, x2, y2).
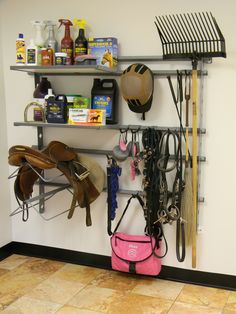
(112, 194, 144, 234)
(113, 193, 169, 259)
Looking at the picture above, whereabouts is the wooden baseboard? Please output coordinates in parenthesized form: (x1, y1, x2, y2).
(0, 241, 235, 290)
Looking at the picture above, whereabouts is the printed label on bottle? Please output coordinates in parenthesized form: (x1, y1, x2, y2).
(37, 48, 42, 65)
(27, 49, 36, 64)
(61, 48, 73, 65)
(16, 40, 25, 63)
(41, 49, 53, 66)
(33, 108, 43, 121)
(92, 96, 112, 117)
(75, 46, 87, 56)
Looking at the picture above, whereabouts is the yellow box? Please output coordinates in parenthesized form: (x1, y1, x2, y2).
(68, 108, 106, 125)
(88, 109, 106, 125)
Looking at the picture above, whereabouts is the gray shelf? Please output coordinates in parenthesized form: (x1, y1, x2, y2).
(10, 64, 120, 76)
(10, 64, 207, 77)
(14, 122, 206, 134)
(33, 182, 205, 203)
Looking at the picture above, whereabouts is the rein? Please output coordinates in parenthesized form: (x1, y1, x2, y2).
(142, 124, 186, 262)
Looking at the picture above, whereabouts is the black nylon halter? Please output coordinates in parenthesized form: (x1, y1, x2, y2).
(142, 128, 163, 241)
(142, 125, 185, 262)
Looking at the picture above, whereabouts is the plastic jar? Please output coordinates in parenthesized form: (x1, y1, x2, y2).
(55, 52, 67, 65)
(42, 48, 53, 66)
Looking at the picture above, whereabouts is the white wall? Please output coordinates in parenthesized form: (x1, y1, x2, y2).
(1, 0, 236, 276)
(0, 8, 12, 246)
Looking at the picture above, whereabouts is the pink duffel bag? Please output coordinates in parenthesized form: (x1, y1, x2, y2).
(111, 232, 162, 276)
(110, 194, 164, 276)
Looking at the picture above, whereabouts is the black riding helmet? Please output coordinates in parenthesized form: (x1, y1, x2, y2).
(120, 63, 154, 120)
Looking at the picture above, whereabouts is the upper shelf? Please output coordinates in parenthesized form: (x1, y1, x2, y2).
(10, 64, 120, 76)
(10, 55, 208, 76)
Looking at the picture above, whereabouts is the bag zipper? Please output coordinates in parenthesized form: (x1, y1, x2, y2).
(115, 235, 151, 246)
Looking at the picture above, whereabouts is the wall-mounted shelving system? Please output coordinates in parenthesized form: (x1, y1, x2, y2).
(10, 55, 206, 220)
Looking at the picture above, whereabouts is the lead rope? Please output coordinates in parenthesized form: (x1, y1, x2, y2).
(157, 129, 181, 224)
(107, 156, 122, 236)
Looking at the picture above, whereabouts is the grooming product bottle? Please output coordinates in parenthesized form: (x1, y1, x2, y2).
(16, 33, 25, 65)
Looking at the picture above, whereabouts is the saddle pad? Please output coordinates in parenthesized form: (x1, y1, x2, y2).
(78, 154, 105, 195)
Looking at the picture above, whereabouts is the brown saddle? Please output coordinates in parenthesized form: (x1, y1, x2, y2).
(8, 141, 105, 225)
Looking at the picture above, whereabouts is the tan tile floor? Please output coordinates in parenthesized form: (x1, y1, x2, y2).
(0, 254, 235, 313)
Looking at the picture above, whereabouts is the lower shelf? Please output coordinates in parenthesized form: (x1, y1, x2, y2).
(14, 121, 207, 134)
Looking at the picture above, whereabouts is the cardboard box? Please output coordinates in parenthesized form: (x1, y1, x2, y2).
(68, 108, 106, 125)
(68, 108, 88, 124)
(87, 109, 106, 125)
(88, 37, 118, 70)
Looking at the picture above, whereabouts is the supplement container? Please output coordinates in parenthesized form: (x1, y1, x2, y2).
(91, 78, 118, 124)
(55, 52, 67, 65)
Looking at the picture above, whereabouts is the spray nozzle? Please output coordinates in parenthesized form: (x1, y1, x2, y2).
(73, 18, 86, 29)
(31, 20, 45, 28)
(58, 19, 73, 29)
(44, 20, 57, 29)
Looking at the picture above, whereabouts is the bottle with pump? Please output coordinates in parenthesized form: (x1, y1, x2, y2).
(26, 39, 37, 65)
(16, 33, 25, 65)
(58, 19, 73, 65)
(31, 21, 45, 65)
(45, 21, 58, 56)
(74, 18, 87, 59)
(33, 77, 52, 105)
(44, 88, 55, 101)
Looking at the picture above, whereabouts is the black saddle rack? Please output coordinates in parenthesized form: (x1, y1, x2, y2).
(155, 12, 226, 60)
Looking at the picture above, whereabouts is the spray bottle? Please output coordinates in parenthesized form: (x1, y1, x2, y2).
(58, 19, 73, 65)
(45, 21, 58, 54)
(74, 18, 87, 59)
(31, 21, 45, 65)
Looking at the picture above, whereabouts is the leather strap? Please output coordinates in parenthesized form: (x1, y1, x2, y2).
(113, 194, 144, 234)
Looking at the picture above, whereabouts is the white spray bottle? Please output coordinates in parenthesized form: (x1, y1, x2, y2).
(31, 21, 45, 65)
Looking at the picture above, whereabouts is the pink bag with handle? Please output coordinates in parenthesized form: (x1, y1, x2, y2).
(110, 194, 163, 276)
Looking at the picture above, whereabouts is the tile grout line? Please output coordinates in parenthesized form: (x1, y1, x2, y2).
(59, 264, 108, 306)
(166, 282, 187, 313)
(0, 257, 65, 311)
(169, 283, 232, 312)
(221, 290, 232, 314)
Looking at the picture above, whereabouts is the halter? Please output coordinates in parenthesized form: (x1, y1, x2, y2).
(142, 126, 185, 262)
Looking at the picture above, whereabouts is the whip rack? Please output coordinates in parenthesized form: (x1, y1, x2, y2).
(154, 12, 226, 60)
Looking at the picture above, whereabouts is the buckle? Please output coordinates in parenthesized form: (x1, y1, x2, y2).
(73, 161, 90, 181)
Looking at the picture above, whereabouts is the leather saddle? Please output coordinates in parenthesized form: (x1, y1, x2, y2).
(8, 141, 105, 225)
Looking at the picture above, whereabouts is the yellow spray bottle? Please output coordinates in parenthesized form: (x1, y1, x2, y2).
(74, 18, 87, 58)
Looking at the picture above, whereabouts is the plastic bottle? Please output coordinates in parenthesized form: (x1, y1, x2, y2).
(26, 39, 37, 65)
(74, 18, 87, 59)
(16, 33, 25, 65)
(31, 21, 45, 65)
(91, 78, 118, 124)
(45, 21, 58, 58)
(41, 48, 53, 66)
(58, 19, 73, 65)
(33, 77, 52, 99)
(44, 88, 55, 101)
